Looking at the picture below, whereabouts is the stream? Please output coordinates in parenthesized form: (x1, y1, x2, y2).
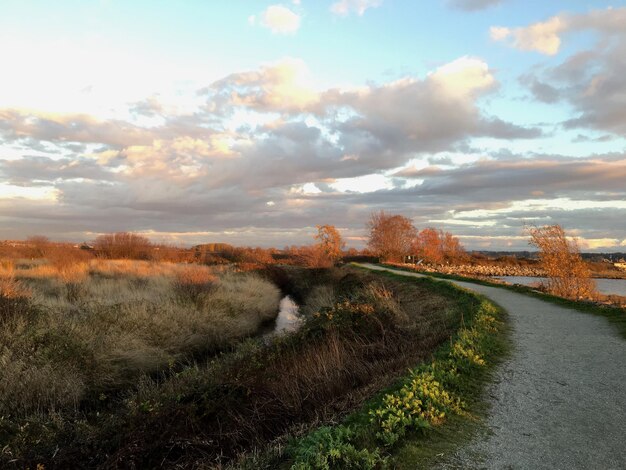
(262, 295, 304, 339)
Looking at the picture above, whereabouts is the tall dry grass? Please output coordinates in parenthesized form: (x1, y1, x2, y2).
(0, 258, 281, 417)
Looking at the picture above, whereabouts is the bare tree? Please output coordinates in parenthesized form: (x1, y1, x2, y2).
(93, 232, 152, 259)
(25, 235, 51, 258)
(367, 211, 417, 262)
(315, 225, 345, 265)
(528, 224, 596, 300)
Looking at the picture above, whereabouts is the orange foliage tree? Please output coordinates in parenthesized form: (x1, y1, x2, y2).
(528, 224, 596, 300)
(367, 211, 417, 262)
(315, 225, 345, 265)
(413, 228, 466, 265)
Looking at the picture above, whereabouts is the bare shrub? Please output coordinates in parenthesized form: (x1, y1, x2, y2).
(93, 232, 152, 259)
(173, 265, 217, 302)
(294, 245, 334, 268)
(528, 224, 597, 300)
(0, 272, 32, 322)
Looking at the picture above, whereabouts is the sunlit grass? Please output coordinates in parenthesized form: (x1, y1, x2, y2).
(0, 258, 281, 417)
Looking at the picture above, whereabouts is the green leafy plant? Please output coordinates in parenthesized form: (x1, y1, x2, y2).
(291, 425, 385, 470)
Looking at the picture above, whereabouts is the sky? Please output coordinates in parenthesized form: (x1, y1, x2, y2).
(1, 0, 625, 251)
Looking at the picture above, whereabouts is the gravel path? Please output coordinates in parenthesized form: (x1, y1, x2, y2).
(357, 264, 626, 470)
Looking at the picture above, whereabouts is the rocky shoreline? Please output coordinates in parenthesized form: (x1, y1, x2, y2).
(411, 263, 546, 277)
(395, 263, 626, 279)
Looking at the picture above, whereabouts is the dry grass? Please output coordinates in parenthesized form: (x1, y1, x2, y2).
(95, 270, 460, 468)
(0, 258, 281, 417)
(1, 266, 464, 469)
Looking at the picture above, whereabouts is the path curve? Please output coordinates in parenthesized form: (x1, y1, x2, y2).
(357, 263, 626, 470)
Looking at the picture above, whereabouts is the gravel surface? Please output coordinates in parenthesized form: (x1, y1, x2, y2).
(357, 264, 626, 470)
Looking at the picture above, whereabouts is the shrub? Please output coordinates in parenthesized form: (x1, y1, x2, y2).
(370, 371, 463, 446)
(528, 224, 596, 300)
(291, 426, 385, 470)
(172, 265, 217, 302)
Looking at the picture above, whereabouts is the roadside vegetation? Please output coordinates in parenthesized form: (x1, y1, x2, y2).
(3, 216, 618, 468)
(274, 270, 507, 469)
(0, 258, 280, 443)
(527, 224, 596, 299)
(382, 263, 626, 340)
(0, 259, 499, 469)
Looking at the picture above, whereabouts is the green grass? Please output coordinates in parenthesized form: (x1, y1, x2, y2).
(380, 263, 626, 340)
(280, 270, 510, 469)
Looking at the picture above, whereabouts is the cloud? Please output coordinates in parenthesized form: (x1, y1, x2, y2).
(0, 156, 113, 185)
(490, 17, 565, 55)
(0, 57, 549, 249)
(507, 8, 626, 135)
(396, 154, 626, 198)
(330, 0, 382, 16)
(259, 5, 301, 34)
(205, 58, 317, 114)
(491, 6, 626, 55)
(448, 0, 502, 12)
(317, 56, 539, 159)
(519, 74, 561, 103)
(129, 96, 164, 118)
(0, 109, 155, 148)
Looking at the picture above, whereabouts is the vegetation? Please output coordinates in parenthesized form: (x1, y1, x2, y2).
(0, 263, 480, 469)
(367, 211, 417, 262)
(528, 224, 597, 299)
(0, 259, 280, 421)
(315, 224, 345, 265)
(283, 270, 507, 469)
(413, 227, 467, 265)
(383, 262, 626, 339)
(365, 212, 466, 264)
(93, 232, 153, 259)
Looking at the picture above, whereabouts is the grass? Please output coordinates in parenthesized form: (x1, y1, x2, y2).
(1, 266, 468, 469)
(0, 259, 281, 419)
(382, 262, 626, 340)
(245, 270, 509, 469)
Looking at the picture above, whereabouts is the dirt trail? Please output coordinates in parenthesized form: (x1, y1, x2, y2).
(357, 264, 626, 470)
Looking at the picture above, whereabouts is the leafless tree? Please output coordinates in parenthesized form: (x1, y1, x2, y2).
(93, 232, 152, 259)
(528, 224, 596, 299)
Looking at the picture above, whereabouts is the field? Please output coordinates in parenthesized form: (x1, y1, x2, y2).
(0, 257, 505, 469)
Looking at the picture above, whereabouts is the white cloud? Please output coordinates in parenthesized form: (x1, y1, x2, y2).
(429, 56, 496, 98)
(260, 5, 301, 34)
(490, 6, 626, 56)
(490, 17, 565, 55)
(209, 58, 317, 113)
(330, 0, 382, 16)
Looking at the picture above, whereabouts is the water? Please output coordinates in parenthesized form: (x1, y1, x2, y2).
(495, 276, 626, 297)
(264, 295, 303, 337)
